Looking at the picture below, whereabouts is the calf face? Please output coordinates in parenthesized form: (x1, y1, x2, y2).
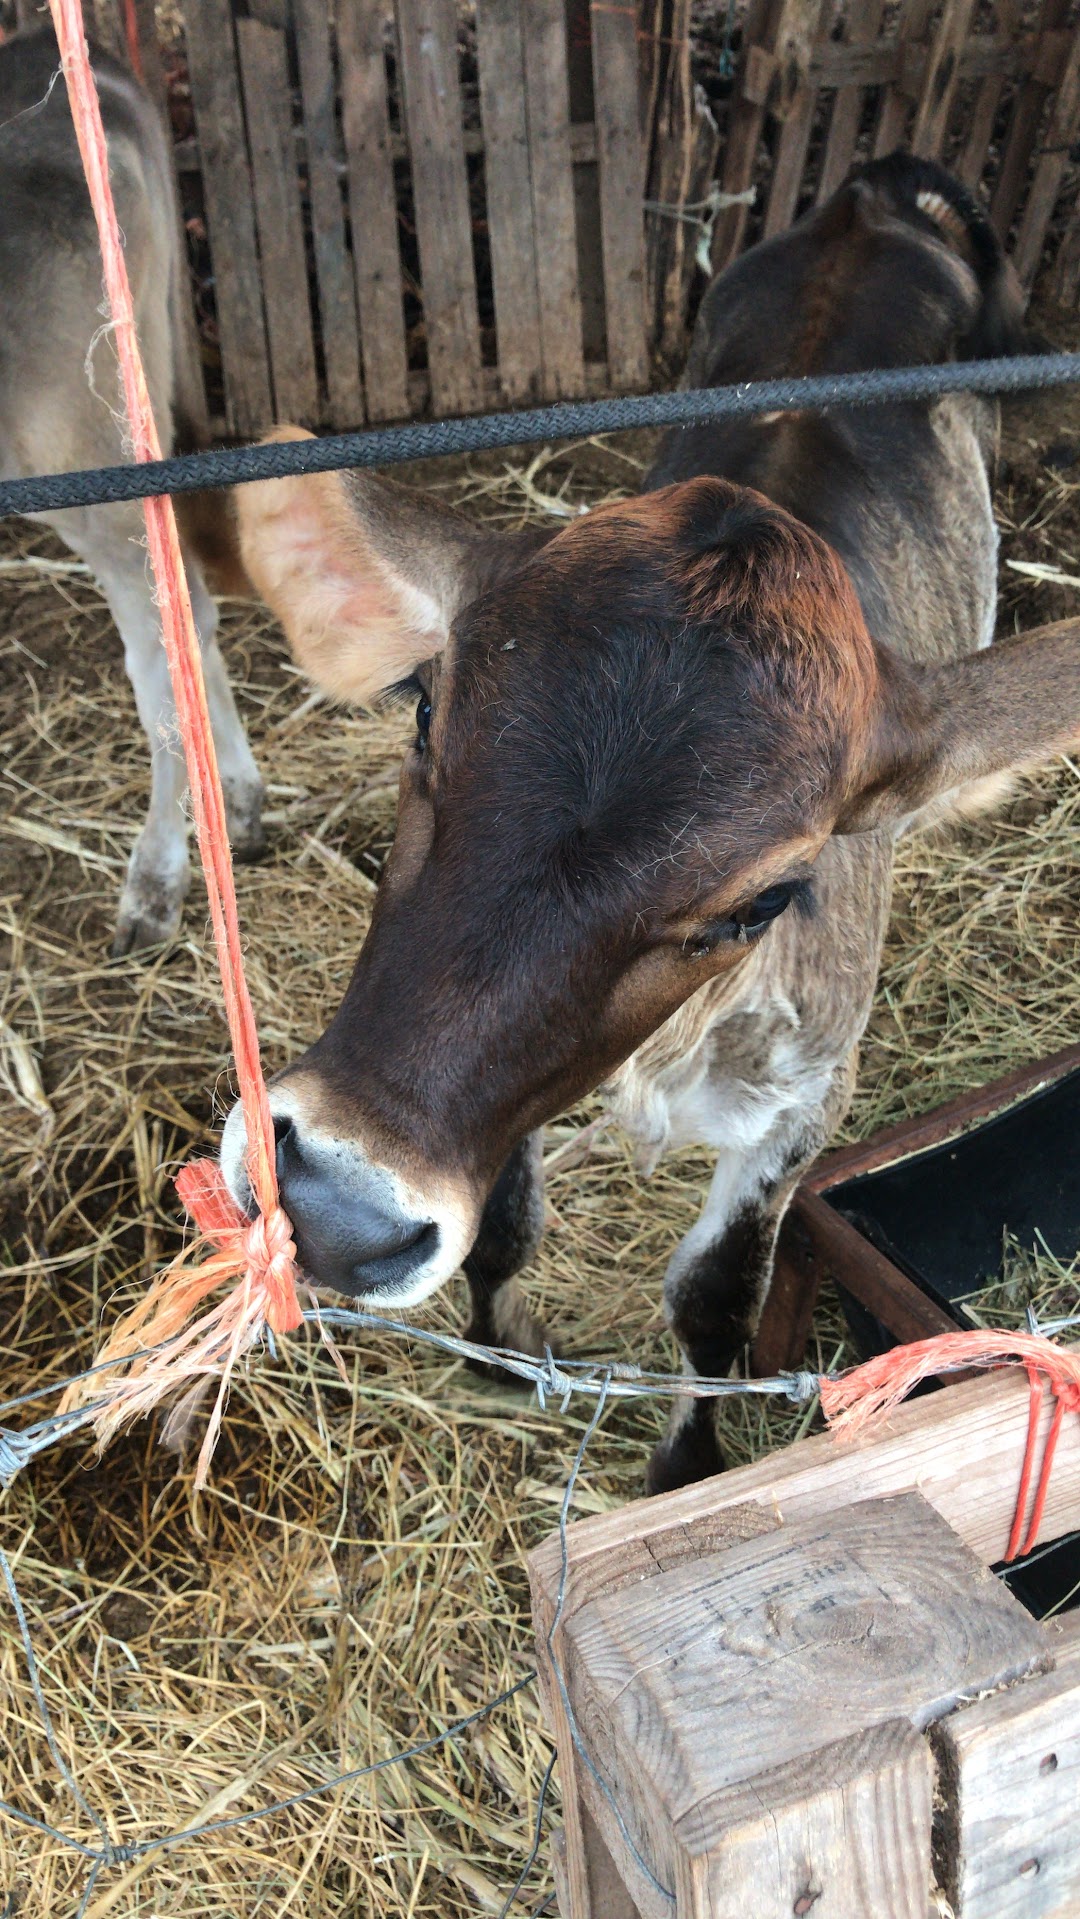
(223, 461, 1080, 1305)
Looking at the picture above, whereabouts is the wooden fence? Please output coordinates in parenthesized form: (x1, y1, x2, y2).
(70, 0, 1080, 437)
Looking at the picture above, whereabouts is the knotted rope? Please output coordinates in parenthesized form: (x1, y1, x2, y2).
(50, 0, 301, 1486)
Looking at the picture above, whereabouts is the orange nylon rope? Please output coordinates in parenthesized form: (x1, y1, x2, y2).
(820, 1331, 1080, 1562)
(51, 0, 301, 1485)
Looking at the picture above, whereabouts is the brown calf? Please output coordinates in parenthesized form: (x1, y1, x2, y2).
(224, 154, 1080, 1493)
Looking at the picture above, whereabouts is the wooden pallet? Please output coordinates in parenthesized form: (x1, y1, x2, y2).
(528, 1366, 1080, 1917)
(84, 0, 1080, 434)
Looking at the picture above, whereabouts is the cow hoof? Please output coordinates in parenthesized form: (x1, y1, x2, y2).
(110, 904, 183, 958)
(645, 1423, 726, 1497)
(111, 871, 186, 957)
(230, 820, 270, 865)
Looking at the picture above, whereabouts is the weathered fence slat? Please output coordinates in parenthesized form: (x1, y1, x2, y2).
(990, 0, 1072, 236)
(957, 0, 1022, 188)
(395, 0, 483, 414)
(474, 0, 544, 403)
(521, 0, 587, 397)
(872, 0, 935, 156)
(643, 0, 719, 365)
(762, 0, 836, 239)
(711, 0, 802, 273)
(339, 1, 410, 423)
(293, 0, 364, 427)
(1011, 17, 1080, 288)
(911, 0, 980, 157)
(815, 0, 889, 204)
(235, 17, 319, 426)
(183, 0, 272, 436)
(590, 0, 648, 390)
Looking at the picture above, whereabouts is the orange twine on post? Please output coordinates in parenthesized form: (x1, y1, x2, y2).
(51, 0, 301, 1486)
(820, 1329, 1080, 1563)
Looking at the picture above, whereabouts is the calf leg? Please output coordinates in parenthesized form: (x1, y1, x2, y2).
(185, 559, 266, 862)
(97, 549, 193, 955)
(464, 1131, 549, 1380)
(646, 1114, 830, 1497)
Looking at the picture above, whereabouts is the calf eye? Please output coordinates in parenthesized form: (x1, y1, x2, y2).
(685, 882, 797, 958)
(415, 694, 432, 748)
(736, 883, 796, 932)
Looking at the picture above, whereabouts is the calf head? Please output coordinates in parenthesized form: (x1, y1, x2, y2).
(224, 440, 1080, 1305)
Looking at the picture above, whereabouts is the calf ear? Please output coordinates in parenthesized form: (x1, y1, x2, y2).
(836, 619, 1080, 833)
(235, 426, 547, 706)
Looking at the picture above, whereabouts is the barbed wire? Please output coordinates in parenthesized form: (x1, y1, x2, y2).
(0, 1297, 826, 1914)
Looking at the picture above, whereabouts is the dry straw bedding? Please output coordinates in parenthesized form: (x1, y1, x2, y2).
(0, 406, 1078, 1916)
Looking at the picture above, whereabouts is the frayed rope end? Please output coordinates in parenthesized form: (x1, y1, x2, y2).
(58, 1160, 301, 1485)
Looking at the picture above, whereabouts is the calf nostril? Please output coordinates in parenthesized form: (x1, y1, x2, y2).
(273, 1114, 296, 1175)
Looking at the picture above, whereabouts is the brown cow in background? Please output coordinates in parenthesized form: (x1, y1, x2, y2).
(0, 27, 263, 954)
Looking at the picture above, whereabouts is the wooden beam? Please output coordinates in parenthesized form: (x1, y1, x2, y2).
(933, 1614, 1080, 1916)
(529, 1362, 1080, 1633)
(589, 0, 649, 389)
(556, 1495, 1043, 1918)
(395, 0, 483, 414)
(235, 18, 319, 426)
(183, 0, 272, 436)
(293, 0, 364, 427)
(338, 1, 410, 422)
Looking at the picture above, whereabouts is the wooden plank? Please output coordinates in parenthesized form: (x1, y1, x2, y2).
(762, 0, 836, 240)
(522, 0, 587, 396)
(1012, 21, 1080, 288)
(815, 0, 889, 205)
(235, 19, 319, 425)
(911, 0, 980, 157)
(540, 1501, 779, 1919)
(711, 0, 801, 272)
(934, 1620, 1080, 1916)
(872, 0, 936, 156)
(807, 1043, 1080, 1194)
(338, 1, 409, 422)
(560, 1496, 1041, 1919)
(991, 0, 1072, 237)
(183, 0, 272, 436)
(1049, 197, 1080, 305)
(293, 0, 364, 427)
(784, 1188, 969, 1348)
(957, 0, 1022, 188)
(679, 1721, 932, 1919)
(589, 0, 648, 389)
(528, 1363, 1080, 1635)
(473, 0, 543, 403)
(395, 0, 483, 415)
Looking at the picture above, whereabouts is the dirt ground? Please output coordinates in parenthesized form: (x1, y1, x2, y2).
(1, 312, 1078, 1916)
